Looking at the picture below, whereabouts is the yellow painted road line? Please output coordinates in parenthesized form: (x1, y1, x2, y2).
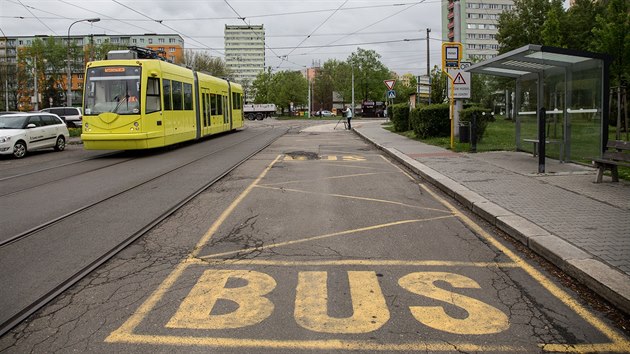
(107, 333, 532, 352)
(198, 258, 520, 268)
(259, 171, 398, 187)
(198, 216, 455, 260)
(318, 162, 393, 171)
(419, 183, 630, 348)
(106, 155, 283, 343)
(254, 185, 451, 214)
(379, 154, 630, 350)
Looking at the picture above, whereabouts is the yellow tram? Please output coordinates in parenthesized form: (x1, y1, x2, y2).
(81, 49, 243, 150)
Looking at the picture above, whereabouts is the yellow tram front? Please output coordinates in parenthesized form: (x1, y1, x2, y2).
(81, 60, 180, 150)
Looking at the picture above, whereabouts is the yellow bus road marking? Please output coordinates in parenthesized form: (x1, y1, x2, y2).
(260, 171, 398, 187)
(108, 334, 533, 352)
(197, 216, 455, 261)
(254, 185, 451, 214)
(284, 154, 366, 161)
(196, 259, 520, 268)
(105, 153, 630, 352)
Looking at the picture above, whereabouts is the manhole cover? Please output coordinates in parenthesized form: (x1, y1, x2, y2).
(285, 151, 319, 160)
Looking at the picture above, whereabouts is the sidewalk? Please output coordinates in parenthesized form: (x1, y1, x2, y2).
(352, 119, 630, 314)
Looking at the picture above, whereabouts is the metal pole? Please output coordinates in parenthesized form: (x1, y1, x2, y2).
(351, 65, 355, 117)
(67, 18, 100, 108)
(33, 59, 38, 111)
(427, 28, 431, 105)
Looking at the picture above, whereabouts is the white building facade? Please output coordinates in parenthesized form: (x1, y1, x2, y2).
(441, 0, 514, 61)
(224, 25, 265, 84)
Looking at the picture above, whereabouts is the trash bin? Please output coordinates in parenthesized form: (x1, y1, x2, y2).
(459, 122, 470, 143)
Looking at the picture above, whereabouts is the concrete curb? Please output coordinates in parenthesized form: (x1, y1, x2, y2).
(354, 128, 630, 315)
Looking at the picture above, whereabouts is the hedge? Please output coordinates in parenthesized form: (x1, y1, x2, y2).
(459, 107, 495, 142)
(390, 103, 410, 132)
(411, 104, 450, 139)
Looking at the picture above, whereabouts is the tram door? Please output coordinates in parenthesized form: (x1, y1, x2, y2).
(222, 94, 229, 130)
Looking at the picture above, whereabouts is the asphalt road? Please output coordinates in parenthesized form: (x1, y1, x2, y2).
(1, 119, 628, 353)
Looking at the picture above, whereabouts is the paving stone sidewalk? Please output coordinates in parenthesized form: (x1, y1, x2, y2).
(352, 119, 630, 314)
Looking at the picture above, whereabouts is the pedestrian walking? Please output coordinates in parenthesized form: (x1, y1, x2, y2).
(345, 106, 353, 130)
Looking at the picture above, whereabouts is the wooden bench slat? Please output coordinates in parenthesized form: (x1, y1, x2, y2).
(607, 140, 630, 150)
(593, 140, 630, 183)
(602, 151, 630, 162)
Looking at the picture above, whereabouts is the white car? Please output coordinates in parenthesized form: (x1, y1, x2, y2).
(0, 112, 70, 158)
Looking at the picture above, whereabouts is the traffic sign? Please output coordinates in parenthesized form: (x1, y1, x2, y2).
(387, 90, 396, 99)
(442, 42, 463, 69)
(384, 80, 396, 90)
(446, 69, 471, 99)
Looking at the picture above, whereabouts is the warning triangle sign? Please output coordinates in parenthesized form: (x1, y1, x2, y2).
(453, 72, 467, 85)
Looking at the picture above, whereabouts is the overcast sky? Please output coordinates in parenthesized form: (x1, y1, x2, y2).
(1, 0, 447, 76)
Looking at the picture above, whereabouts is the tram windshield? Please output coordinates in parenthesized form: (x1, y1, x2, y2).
(84, 66, 141, 115)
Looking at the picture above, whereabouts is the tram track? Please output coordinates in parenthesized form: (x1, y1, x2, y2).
(0, 126, 286, 337)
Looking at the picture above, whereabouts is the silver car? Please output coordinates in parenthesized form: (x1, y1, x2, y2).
(40, 107, 83, 128)
(0, 113, 70, 158)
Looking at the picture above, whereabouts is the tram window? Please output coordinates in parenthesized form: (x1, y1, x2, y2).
(146, 77, 161, 113)
(232, 92, 242, 109)
(210, 94, 218, 115)
(172, 81, 183, 110)
(203, 93, 209, 126)
(217, 95, 223, 115)
(163, 79, 172, 110)
(183, 83, 193, 110)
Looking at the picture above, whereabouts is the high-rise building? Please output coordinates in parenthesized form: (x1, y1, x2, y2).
(224, 25, 266, 85)
(442, 0, 514, 61)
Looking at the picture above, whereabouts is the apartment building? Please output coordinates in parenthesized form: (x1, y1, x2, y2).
(0, 33, 184, 110)
(224, 25, 266, 84)
(442, 0, 514, 61)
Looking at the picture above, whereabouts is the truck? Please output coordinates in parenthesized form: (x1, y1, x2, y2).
(243, 104, 276, 120)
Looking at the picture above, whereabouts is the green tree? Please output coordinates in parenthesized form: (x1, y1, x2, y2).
(541, 0, 565, 47)
(430, 66, 448, 104)
(269, 70, 308, 113)
(496, 0, 551, 53)
(251, 67, 273, 103)
(313, 59, 343, 110)
(564, 0, 603, 51)
(590, 0, 630, 86)
(393, 73, 418, 104)
(347, 48, 391, 103)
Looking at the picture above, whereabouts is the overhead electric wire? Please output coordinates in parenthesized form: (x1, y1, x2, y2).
(111, 0, 225, 57)
(15, 0, 59, 35)
(282, 0, 348, 58)
(299, 0, 426, 57)
(58, 0, 156, 34)
(222, 0, 306, 70)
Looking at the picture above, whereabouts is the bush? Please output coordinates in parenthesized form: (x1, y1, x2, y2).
(411, 104, 450, 139)
(459, 107, 495, 142)
(390, 103, 410, 132)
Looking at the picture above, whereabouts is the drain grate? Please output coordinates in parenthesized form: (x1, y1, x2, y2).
(285, 151, 320, 160)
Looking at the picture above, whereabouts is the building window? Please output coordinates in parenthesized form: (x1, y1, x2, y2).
(148, 38, 153, 44)
(159, 38, 165, 43)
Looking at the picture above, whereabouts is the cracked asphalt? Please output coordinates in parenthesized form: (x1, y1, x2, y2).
(1, 120, 629, 353)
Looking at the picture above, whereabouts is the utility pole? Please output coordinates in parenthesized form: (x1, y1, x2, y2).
(33, 59, 38, 111)
(427, 28, 431, 105)
(351, 65, 355, 117)
(453, 0, 462, 137)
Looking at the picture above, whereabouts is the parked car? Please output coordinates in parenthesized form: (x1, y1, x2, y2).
(40, 107, 82, 128)
(319, 110, 333, 117)
(0, 112, 70, 158)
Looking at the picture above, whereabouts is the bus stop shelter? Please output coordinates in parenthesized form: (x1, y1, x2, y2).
(465, 44, 610, 173)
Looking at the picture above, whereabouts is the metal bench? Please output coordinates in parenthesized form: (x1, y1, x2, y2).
(592, 140, 630, 183)
(523, 138, 564, 162)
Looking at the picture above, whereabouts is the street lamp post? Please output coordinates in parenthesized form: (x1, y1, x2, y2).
(67, 18, 100, 107)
